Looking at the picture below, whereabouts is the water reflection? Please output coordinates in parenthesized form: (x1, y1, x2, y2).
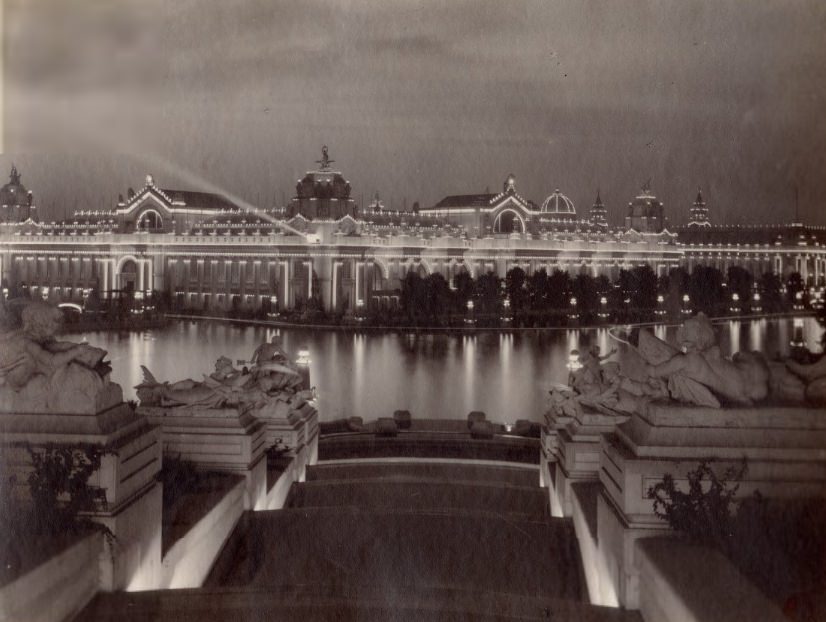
(80, 317, 823, 423)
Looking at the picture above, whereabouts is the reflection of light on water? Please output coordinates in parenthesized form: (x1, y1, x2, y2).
(728, 320, 740, 355)
(352, 334, 366, 416)
(654, 324, 667, 342)
(596, 328, 610, 358)
(749, 319, 764, 353)
(566, 330, 578, 354)
(463, 335, 477, 411)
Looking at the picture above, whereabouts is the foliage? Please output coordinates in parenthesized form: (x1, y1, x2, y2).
(23, 443, 110, 536)
(647, 460, 747, 552)
(392, 265, 802, 328)
(474, 271, 502, 314)
(629, 265, 658, 313)
(727, 266, 753, 307)
(689, 266, 725, 316)
(0, 442, 115, 582)
(758, 272, 783, 313)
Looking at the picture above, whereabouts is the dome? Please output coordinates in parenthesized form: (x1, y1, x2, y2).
(540, 189, 576, 216)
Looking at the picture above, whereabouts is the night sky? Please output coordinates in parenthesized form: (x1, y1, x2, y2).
(3, 0, 825, 226)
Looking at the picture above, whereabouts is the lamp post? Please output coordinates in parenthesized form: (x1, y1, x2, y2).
(568, 296, 579, 323)
(465, 299, 475, 326)
(752, 292, 762, 314)
(682, 293, 692, 316)
(598, 296, 609, 320)
(268, 295, 279, 319)
(656, 294, 666, 317)
(501, 296, 512, 325)
(730, 292, 741, 315)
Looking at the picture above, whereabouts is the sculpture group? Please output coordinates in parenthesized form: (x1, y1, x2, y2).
(136, 335, 313, 418)
(0, 301, 120, 413)
(550, 312, 826, 418)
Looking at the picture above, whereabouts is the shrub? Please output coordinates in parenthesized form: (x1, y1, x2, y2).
(647, 460, 747, 552)
(23, 443, 111, 536)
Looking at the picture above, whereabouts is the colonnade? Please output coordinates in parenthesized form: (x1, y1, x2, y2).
(2, 238, 824, 312)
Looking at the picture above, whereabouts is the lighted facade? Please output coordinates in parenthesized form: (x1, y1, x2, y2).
(1, 158, 825, 314)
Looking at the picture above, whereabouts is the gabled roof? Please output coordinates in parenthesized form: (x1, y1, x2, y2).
(431, 193, 498, 209)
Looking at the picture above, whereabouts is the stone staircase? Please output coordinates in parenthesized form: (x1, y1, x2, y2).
(81, 461, 642, 620)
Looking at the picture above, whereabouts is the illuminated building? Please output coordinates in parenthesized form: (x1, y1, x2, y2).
(1, 154, 825, 315)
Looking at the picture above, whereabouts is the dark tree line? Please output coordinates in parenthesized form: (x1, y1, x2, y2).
(392, 266, 809, 328)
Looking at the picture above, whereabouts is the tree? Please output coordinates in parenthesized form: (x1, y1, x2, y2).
(727, 266, 753, 310)
(571, 273, 599, 318)
(453, 270, 474, 313)
(423, 273, 452, 322)
(474, 272, 502, 314)
(630, 265, 658, 312)
(689, 266, 724, 315)
(526, 268, 549, 311)
(758, 272, 783, 313)
(547, 269, 572, 310)
(505, 267, 529, 313)
(400, 272, 426, 322)
(786, 272, 805, 306)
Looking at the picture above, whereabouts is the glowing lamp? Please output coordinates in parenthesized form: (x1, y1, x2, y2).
(296, 349, 311, 366)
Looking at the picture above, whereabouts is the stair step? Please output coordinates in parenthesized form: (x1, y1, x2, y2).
(207, 507, 583, 602)
(308, 461, 539, 488)
(289, 478, 550, 519)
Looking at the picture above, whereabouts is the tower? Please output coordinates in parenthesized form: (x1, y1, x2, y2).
(688, 188, 710, 227)
(589, 190, 608, 228)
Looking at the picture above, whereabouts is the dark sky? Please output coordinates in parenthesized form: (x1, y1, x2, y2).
(3, 0, 826, 226)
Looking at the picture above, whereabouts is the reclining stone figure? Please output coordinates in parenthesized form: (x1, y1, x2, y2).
(0, 301, 118, 413)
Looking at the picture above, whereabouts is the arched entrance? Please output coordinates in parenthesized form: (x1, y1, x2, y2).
(493, 209, 525, 234)
(118, 259, 138, 292)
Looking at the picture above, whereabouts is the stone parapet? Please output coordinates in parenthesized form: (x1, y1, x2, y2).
(0, 404, 164, 592)
(595, 402, 826, 609)
(140, 406, 268, 510)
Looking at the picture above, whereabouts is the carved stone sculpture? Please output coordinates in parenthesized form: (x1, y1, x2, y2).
(636, 313, 770, 407)
(785, 356, 826, 406)
(136, 346, 309, 414)
(0, 301, 122, 413)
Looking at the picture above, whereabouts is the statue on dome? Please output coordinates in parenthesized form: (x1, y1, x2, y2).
(316, 145, 334, 170)
(0, 301, 119, 413)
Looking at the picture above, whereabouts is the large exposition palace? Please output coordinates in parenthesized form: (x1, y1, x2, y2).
(1, 150, 824, 313)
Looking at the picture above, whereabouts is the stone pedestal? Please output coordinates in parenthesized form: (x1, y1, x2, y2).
(253, 399, 318, 484)
(140, 406, 268, 510)
(596, 402, 826, 609)
(540, 409, 574, 516)
(0, 403, 163, 591)
(554, 408, 628, 517)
